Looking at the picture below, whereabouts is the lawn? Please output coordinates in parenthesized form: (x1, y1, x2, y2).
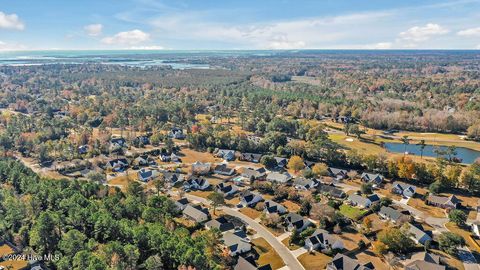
(407, 197, 446, 218)
(329, 133, 386, 156)
(178, 148, 220, 164)
(445, 222, 480, 256)
(252, 237, 285, 270)
(354, 248, 389, 270)
(189, 190, 213, 199)
(239, 207, 262, 220)
(298, 251, 332, 270)
(282, 200, 301, 213)
(0, 259, 29, 270)
(339, 204, 368, 221)
(430, 249, 465, 270)
(281, 237, 301, 251)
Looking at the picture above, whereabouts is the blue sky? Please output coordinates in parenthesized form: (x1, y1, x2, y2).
(1, 0, 480, 50)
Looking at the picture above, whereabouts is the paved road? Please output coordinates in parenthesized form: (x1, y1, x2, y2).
(183, 193, 304, 270)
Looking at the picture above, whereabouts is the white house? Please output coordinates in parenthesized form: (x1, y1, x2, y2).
(293, 177, 319, 190)
(138, 168, 159, 182)
(305, 229, 344, 252)
(264, 200, 288, 215)
(266, 172, 292, 184)
(361, 173, 384, 186)
(284, 213, 312, 232)
(408, 223, 432, 246)
(216, 149, 236, 161)
(223, 230, 252, 256)
(239, 191, 263, 207)
(216, 183, 239, 196)
(347, 194, 380, 209)
(472, 222, 480, 238)
(184, 176, 210, 190)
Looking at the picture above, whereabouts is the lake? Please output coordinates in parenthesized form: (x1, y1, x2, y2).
(384, 142, 480, 164)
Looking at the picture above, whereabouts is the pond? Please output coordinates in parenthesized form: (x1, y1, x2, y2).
(383, 142, 480, 164)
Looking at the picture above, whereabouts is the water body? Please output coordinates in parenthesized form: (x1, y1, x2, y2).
(384, 142, 480, 164)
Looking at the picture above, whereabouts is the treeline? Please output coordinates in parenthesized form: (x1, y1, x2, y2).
(0, 158, 225, 270)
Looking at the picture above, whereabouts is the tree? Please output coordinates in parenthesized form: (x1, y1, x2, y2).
(362, 216, 373, 234)
(349, 124, 364, 139)
(58, 229, 87, 258)
(312, 163, 328, 177)
(417, 140, 426, 159)
(377, 226, 415, 254)
(438, 232, 465, 255)
(260, 155, 277, 169)
(260, 213, 281, 228)
(207, 192, 225, 215)
(288, 155, 305, 172)
(428, 181, 443, 194)
(153, 174, 166, 196)
(86, 171, 106, 183)
(448, 209, 467, 226)
(361, 183, 373, 194)
(290, 228, 300, 245)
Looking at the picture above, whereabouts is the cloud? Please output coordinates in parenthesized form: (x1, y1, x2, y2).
(363, 42, 393, 49)
(0, 11, 25, 30)
(457, 27, 480, 37)
(101, 29, 150, 45)
(398, 23, 449, 42)
(0, 40, 27, 51)
(84, 24, 103, 37)
(128, 45, 165, 50)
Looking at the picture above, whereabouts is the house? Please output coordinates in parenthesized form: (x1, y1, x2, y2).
(222, 230, 252, 256)
(205, 216, 235, 232)
(327, 254, 375, 270)
(361, 173, 384, 186)
(406, 252, 445, 270)
(239, 153, 263, 163)
(138, 168, 159, 182)
(162, 172, 184, 186)
(426, 194, 461, 209)
(216, 183, 239, 196)
(133, 155, 149, 166)
(293, 177, 319, 190)
(184, 176, 210, 190)
(266, 172, 292, 184)
(263, 200, 287, 215)
(316, 184, 346, 199)
(239, 191, 263, 207)
(170, 153, 180, 162)
(111, 137, 127, 148)
(378, 206, 410, 223)
(169, 127, 185, 139)
(183, 204, 210, 223)
(408, 223, 432, 245)
(241, 167, 267, 180)
(391, 181, 417, 198)
(304, 229, 344, 252)
(347, 194, 380, 208)
(234, 256, 272, 270)
(135, 135, 150, 146)
(274, 157, 288, 168)
(159, 153, 172, 162)
(106, 158, 129, 172)
(174, 198, 189, 211)
(191, 161, 211, 175)
(214, 164, 236, 176)
(327, 167, 348, 180)
(216, 149, 236, 161)
(472, 222, 480, 237)
(78, 145, 89, 154)
(284, 213, 313, 232)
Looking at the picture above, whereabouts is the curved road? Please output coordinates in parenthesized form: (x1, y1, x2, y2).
(183, 193, 304, 270)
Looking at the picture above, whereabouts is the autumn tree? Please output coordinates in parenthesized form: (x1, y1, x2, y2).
(288, 155, 305, 172)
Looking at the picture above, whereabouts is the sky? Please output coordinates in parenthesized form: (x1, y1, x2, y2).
(1, 0, 480, 50)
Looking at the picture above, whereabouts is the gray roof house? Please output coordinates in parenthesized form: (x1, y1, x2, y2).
(223, 230, 252, 256)
(241, 167, 267, 180)
(327, 254, 375, 270)
(184, 176, 210, 190)
(174, 198, 189, 211)
(239, 191, 263, 207)
(205, 216, 235, 232)
(107, 158, 129, 172)
(304, 229, 344, 251)
(214, 164, 236, 176)
(162, 172, 184, 185)
(328, 167, 348, 179)
(216, 149, 236, 161)
(216, 183, 239, 196)
(360, 173, 384, 186)
(391, 181, 417, 198)
(183, 204, 210, 223)
(138, 168, 159, 182)
(317, 184, 346, 199)
(426, 194, 461, 209)
(239, 153, 263, 163)
(293, 177, 319, 190)
(284, 213, 313, 232)
(347, 194, 380, 208)
(266, 172, 292, 184)
(274, 157, 289, 168)
(234, 256, 272, 270)
(406, 252, 445, 270)
(378, 206, 410, 223)
(263, 200, 287, 215)
(408, 223, 432, 246)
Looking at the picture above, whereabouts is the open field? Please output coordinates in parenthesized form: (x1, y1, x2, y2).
(252, 237, 285, 270)
(298, 251, 332, 270)
(178, 148, 221, 164)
